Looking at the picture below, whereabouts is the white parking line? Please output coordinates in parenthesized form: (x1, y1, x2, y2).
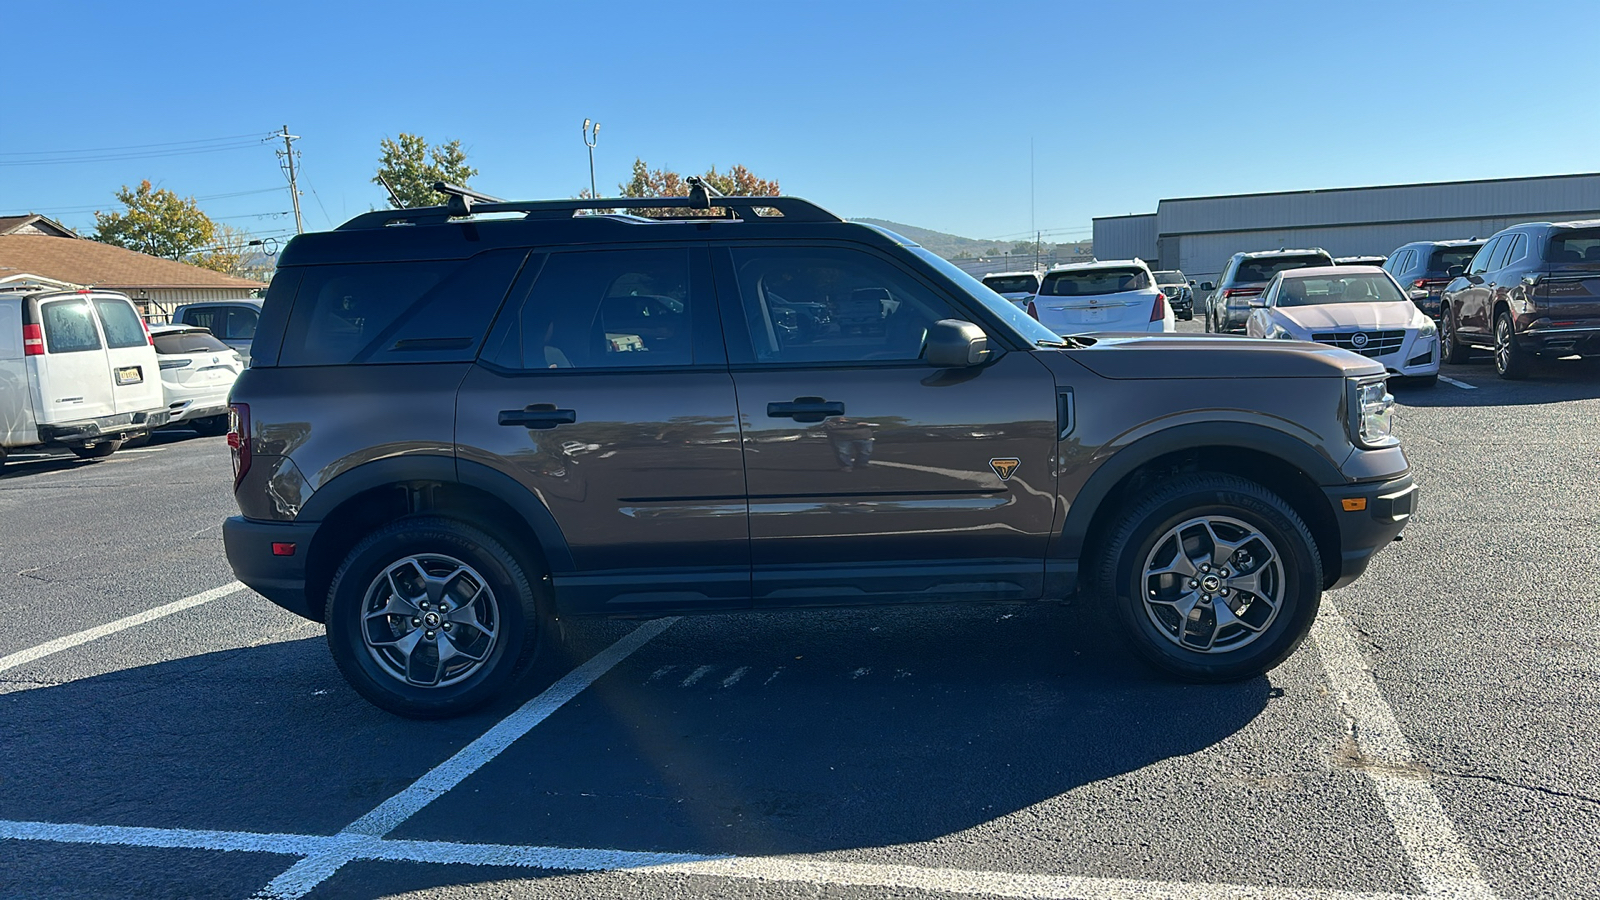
(1312, 601, 1497, 899)
(0, 816, 1424, 900)
(251, 616, 679, 899)
(1438, 375, 1477, 390)
(0, 582, 245, 675)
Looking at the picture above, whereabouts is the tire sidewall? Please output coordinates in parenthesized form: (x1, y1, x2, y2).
(325, 518, 535, 718)
(1109, 483, 1322, 681)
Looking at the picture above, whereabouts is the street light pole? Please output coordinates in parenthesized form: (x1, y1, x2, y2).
(582, 119, 601, 199)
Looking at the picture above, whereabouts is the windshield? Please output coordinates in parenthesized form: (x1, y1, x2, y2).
(1040, 267, 1149, 297)
(1545, 227, 1600, 263)
(908, 247, 1063, 345)
(1276, 274, 1405, 308)
(982, 274, 1040, 294)
(1153, 271, 1186, 285)
(1427, 246, 1480, 273)
(1234, 255, 1328, 284)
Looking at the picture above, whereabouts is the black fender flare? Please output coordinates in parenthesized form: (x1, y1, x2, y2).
(295, 455, 575, 573)
(1057, 422, 1343, 554)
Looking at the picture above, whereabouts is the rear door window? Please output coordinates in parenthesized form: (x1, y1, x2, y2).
(278, 250, 529, 366)
(41, 299, 102, 353)
(92, 297, 149, 349)
(1488, 235, 1518, 271)
(1468, 237, 1502, 275)
(1041, 267, 1149, 296)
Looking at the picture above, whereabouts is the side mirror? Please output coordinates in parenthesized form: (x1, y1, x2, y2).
(1187, 280, 1196, 286)
(924, 319, 991, 368)
(1248, 298, 1268, 308)
(1408, 288, 1429, 301)
(1199, 281, 1215, 291)
(1446, 265, 1465, 278)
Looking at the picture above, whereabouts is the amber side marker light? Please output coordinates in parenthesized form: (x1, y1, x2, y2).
(1342, 498, 1368, 512)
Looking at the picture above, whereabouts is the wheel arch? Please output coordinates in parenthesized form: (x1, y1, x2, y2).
(1063, 425, 1343, 591)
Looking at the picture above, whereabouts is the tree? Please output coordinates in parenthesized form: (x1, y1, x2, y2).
(189, 223, 273, 282)
(617, 158, 779, 217)
(93, 181, 215, 259)
(373, 133, 479, 209)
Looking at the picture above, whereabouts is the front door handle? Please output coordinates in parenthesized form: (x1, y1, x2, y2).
(499, 403, 576, 429)
(767, 397, 845, 424)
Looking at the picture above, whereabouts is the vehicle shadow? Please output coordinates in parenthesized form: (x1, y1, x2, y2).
(1398, 357, 1600, 408)
(0, 427, 218, 480)
(0, 605, 1270, 867)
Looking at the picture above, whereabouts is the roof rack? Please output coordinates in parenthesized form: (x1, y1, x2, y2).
(336, 179, 842, 231)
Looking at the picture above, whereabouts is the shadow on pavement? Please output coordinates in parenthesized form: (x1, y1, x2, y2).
(1399, 357, 1600, 408)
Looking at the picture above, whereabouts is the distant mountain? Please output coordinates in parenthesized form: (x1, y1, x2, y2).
(851, 218, 1090, 264)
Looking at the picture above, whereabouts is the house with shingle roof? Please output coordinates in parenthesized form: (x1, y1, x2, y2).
(0, 214, 265, 319)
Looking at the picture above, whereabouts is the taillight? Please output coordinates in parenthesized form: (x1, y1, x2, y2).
(1221, 287, 1263, 300)
(228, 402, 251, 488)
(22, 323, 44, 356)
(1026, 299, 1039, 320)
(1412, 278, 1428, 289)
(141, 317, 154, 346)
(1150, 292, 1166, 321)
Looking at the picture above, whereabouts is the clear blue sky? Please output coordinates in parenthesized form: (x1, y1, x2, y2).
(5, 0, 1597, 246)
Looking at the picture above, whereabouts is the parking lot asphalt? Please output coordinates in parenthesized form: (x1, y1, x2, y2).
(2, 337, 1597, 899)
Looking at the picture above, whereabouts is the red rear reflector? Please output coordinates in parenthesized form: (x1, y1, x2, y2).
(271, 542, 297, 557)
(22, 323, 44, 355)
(1150, 293, 1166, 322)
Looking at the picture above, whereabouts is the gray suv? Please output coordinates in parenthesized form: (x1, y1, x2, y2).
(1203, 249, 1334, 333)
(224, 184, 1417, 717)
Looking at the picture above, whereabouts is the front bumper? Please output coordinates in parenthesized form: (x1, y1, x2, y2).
(224, 516, 322, 621)
(1322, 474, 1417, 589)
(38, 409, 171, 445)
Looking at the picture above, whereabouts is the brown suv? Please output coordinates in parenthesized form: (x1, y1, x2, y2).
(224, 184, 1417, 717)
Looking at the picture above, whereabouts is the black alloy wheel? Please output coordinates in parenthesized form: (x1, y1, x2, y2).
(1493, 310, 1529, 380)
(1441, 305, 1470, 364)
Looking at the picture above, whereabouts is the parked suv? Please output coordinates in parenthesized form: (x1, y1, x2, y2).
(1153, 270, 1194, 320)
(1, 288, 168, 466)
(980, 270, 1041, 310)
(1027, 259, 1174, 334)
(224, 184, 1417, 717)
(171, 299, 262, 366)
(1383, 239, 1484, 320)
(1439, 220, 1600, 378)
(1203, 249, 1334, 334)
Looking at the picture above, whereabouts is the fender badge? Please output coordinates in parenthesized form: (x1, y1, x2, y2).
(989, 458, 1020, 481)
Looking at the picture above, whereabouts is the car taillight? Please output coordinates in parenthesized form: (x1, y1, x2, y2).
(1222, 287, 1262, 300)
(228, 402, 251, 488)
(141, 317, 154, 346)
(1150, 292, 1166, 321)
(22, 323, 44, 356)
(1026, 299, 1039, 320)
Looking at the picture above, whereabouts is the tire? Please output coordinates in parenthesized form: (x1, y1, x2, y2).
(122, 433, 151, 448)
(1441, 304, 1470, 364)
(191, 415, 230, 437)
(1493, 310, 1529, 380)
(325, 516, 546, 718)
(70, 440, 122, 460)
(1091, 473, 1323, 682)
(1409, 374, 1439, 388)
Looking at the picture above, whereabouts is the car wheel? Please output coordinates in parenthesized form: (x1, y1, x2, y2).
(70, 440, 122, 460)
(122, 433, 150, 448)
(191, 415, 230, 437)
(1493, 310, 1529, 380)
(325, 516, 546, 718)
(1441, 305, 1470, 364)
(1092, 473, 1323, 682)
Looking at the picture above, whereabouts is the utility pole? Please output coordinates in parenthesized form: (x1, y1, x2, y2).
(1035, 230, 1041, 273)
(275, 125, 304, 234)
(582, 119, 601, 200)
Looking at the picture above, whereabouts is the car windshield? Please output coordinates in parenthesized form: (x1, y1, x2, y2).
(1234, 256, 1327, 284)
(908, 247, 1063, 345)
(1427, 246, 1480, 273)
(1545, 227, 1600, 263)
(1040, 267, 1149, 296)
(982, 275, 1039, 294)
(1275, 274, 1405, 307)
(154, 330, 231, 354)
(1153, 271, 1186, 285)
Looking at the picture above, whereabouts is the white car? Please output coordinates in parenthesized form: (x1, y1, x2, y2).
(149, 325, 244, 435)
(1245, 266, 1440, 384)
(1027, 259, 1174, 334)
(979, 271, 1041, 310)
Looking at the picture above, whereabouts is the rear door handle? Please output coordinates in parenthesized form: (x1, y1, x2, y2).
(767, 397, 845, 423)
(499, 404, 576, 429)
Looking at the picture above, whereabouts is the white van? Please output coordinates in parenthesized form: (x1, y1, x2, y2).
(0, 289, 170, 466)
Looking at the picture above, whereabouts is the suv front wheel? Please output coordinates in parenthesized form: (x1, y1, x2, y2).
(1093, 474, 1323, 682)
(326, 516, 544, 718)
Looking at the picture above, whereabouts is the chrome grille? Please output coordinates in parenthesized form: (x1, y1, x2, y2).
(1310, 330, 1405, 358)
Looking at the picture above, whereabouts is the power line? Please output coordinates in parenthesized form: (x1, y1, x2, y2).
(0, 132, 273, 157)
(6, 187, 287, 216)
(0, 140, 273, 168)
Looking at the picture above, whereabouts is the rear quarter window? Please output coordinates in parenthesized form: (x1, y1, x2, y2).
(277, 250, 529, 366)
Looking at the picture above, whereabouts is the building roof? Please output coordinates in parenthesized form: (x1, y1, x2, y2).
(0, 234, 264, 291)
(0, 214, 80, 238)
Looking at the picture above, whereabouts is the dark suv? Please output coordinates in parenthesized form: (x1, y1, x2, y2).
(1383, 239, 1484, 321)
(224, 184, 1417, 717)
(1203, 249, 1334, 334)
(1439, 220, 1600, 378)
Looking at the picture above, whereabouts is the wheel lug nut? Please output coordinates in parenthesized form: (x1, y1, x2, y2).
(1189, 579, 1199, 588)
(1220, 588, 1230, 596)
(411, 617, 420, 626)
(425, 631, 436, 640)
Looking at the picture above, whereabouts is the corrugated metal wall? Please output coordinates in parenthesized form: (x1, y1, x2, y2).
(1091, 214, 1157, 263)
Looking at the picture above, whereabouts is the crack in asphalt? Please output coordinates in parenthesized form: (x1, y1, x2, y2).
(1436, 769, 1600, 808)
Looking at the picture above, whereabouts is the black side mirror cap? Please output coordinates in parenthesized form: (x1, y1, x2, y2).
(924, 319, 991, 368)
(1446, 265, 1465, 278)
(1199, 282, 1215, 291)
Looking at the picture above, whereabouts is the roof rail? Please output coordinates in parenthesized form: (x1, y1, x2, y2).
(336, 181, 842, 231)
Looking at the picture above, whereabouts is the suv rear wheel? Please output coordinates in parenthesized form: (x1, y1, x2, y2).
(1093, 473, 1323, 682)
(325, 516, 545, 718)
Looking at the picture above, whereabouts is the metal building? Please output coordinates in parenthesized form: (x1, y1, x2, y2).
(1093, 172, 1600, 283)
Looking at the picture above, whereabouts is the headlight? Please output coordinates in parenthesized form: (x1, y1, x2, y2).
(1349, 377, 1397, 448)
(1416, 319, 1436, 337)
